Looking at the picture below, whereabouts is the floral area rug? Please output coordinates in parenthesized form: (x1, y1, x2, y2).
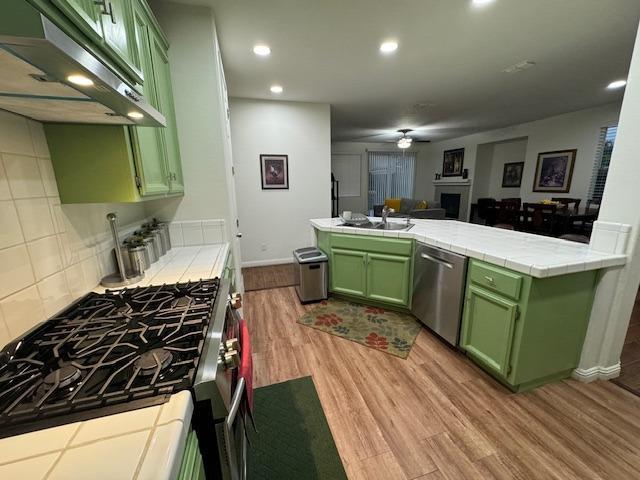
(298, 297, 422, 359)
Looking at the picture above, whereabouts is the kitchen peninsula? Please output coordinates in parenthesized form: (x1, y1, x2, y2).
(311, 217, 628, 391)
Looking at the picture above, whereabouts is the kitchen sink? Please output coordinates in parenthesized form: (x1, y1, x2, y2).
(340, 221, 414, 231)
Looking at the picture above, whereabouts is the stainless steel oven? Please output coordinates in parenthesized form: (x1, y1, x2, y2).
(192, 279, 248, 480)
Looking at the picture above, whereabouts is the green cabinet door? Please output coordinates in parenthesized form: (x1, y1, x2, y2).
(100, 0, 140, 74)
(51, 0, 103, 38)
(460, 285, 518, 378)
(331, 248, 367, 297)
(150, 30, 184, 193)
(129, 2, 169, 196)
(366, 253, 411, 306)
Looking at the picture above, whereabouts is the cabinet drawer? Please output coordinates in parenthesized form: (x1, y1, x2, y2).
(330, 234, 412, 256)
(469, 260, 522, 301)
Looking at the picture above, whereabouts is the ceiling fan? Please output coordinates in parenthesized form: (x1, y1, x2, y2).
(349, 129, 431, 148)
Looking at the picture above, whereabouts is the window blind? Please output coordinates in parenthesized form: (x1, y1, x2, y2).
(588, 126, 617, 201)
(367, 151, 416, 211)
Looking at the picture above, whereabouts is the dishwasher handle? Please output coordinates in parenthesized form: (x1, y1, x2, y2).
(420, 252, 454, 270)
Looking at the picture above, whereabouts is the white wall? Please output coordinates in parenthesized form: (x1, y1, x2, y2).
(230, 98, 331, 266)
(576, 22, 640, 380)
(147, 2, 231, 231)
(472, 137, 528, 201)
(0, 111, 149, 348)
(330, 142, 433, 214)
(426, 103, 621, 215)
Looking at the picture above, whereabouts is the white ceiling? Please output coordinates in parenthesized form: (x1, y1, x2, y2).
(164, 0, 640, 142)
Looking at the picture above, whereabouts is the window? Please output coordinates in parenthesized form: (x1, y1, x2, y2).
(367, 151, 416, 211)
(588, 126, 617, 201)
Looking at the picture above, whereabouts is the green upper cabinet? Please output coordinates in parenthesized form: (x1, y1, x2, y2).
(43, 0, 184, 203)
(150, 29, 183, 193)
(99, 0, 140, 75)
(130, 1, 169, 196)
(51, 0, 103, 39)
(366, 253, 411, 306)
(330, 248, 367, 298)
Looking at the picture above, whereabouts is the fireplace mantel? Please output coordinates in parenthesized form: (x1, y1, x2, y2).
(432, 178, 472, 186)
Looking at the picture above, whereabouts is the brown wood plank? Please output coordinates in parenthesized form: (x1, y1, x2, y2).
(244, 287, 640, 480)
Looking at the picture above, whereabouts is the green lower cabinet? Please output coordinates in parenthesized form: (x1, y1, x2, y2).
(366, 253, 411, 306)
(330, 248, 367, 298)
(325, 233, 413, 308)
(460, 259, 598, 391)
(461, 285, 518, 378)
(178, 429, 205, 480)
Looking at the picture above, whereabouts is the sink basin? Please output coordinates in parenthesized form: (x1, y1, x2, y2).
(373, 222, 414, 231)
(340, 221, 413, 231)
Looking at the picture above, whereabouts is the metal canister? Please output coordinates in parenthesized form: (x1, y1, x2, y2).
(127, 244, 150, 273)
(154, 222, 172, 251)
(149, 228, 167, 256)
(143, 230, 164, 258)
(140, 236, 159, 263)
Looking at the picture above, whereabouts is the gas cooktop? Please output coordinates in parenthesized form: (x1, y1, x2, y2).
(0, 279, 220, 438)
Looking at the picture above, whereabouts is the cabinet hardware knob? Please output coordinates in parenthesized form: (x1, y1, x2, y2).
(484, 276, 495, 283)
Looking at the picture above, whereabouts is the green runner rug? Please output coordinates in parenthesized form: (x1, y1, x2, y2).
(247, 376, 347, 480)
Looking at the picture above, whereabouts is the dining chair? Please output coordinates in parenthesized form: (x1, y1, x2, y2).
(494, 223, 515, 230)
(522, 203, 557, 235)
(560, 234, 590, 244)
(573, 198, 601, 234)
(552, 197, 581, 213)
(495, 200, 520, 227)
(501, 197, 522, 209)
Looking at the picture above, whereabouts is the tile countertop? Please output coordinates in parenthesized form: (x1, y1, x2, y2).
(311, 218, 627, 278)
(0, 244, 230, 480)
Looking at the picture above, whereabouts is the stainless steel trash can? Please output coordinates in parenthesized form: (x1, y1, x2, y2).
(293, 247, 328, 303)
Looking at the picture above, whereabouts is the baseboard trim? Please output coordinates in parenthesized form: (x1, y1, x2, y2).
(572, 363, 621, 383)
(242, 257, 293, 268)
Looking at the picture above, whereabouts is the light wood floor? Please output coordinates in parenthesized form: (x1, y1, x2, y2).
(242, 263, 296, 291)
(245, 287, 640, 480)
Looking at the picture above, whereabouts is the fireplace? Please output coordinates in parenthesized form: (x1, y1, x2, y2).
(441, 193, 461, 219)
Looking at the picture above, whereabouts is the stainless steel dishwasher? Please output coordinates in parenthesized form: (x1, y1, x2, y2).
(411, 243, 468, 346)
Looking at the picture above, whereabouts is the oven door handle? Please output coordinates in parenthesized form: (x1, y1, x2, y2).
(225, 376, 246, 480)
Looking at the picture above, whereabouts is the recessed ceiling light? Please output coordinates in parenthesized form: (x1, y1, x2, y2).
(472, 0, 495, 5)
(66, 74, 93, 87)
(253, 45, 271, 56)
(127, 111, 144, 119)
(380, 41, 398, 53)
(607, 80, 627, 90)
(270, 85, 283, 94)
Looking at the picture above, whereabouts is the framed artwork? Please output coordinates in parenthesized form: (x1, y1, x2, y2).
(502, 162, 524, 188)
(442, 148, 465, 177)
(260, 154, 289, 190)
(532, 149, 577, 193)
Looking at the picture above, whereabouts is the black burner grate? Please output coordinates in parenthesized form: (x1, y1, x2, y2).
(0, 278, 219, 437)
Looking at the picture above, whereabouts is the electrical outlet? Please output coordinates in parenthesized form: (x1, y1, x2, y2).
(261, 243, 267, 251)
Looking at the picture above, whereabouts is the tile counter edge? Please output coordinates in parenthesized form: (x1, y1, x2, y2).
(310, 218, 627, 278)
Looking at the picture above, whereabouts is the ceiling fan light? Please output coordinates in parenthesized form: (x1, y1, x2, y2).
(397, 137, 412, 149)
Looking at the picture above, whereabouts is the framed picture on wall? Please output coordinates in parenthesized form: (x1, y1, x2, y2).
(502, 162, 524, 188)
(532, 149, 577, 193)
(442, 148, 465, 177)
(260, 154, 289, 189)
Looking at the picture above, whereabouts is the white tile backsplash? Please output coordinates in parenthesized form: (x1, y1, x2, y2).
(0, 200, 24, 249)
(0, 111, 152, 347)
(0, 245, 35, 299)
(15, 197, 56, 241)
(2, 153, 45, 198)
(0, 159, 11, 200)
(28, 235, 63, 281)
(170, 219, 226, 247)
(0, 286, 46, 338)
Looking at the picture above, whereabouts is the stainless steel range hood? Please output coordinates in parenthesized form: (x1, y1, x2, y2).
(0, 8, 165, 127)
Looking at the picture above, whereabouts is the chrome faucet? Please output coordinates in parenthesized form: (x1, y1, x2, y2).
(381, 205, 395, 224)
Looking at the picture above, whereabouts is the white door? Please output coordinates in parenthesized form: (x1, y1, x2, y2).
(214, 33, 245, 293)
